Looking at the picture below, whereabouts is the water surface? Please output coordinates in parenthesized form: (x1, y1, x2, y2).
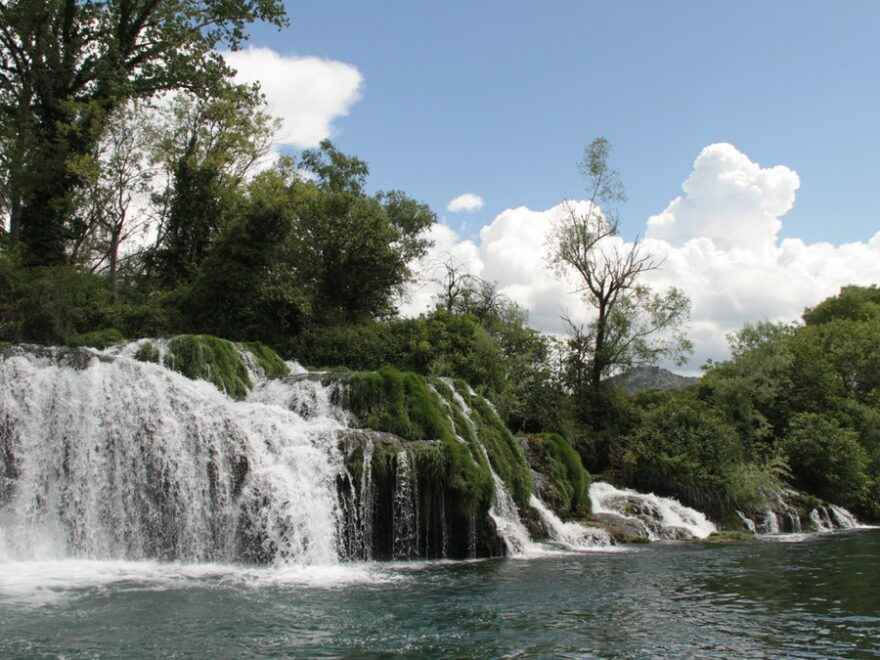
(2, 530, 879, 658)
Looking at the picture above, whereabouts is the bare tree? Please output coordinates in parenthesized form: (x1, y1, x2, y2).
(547, 137, 692, 397)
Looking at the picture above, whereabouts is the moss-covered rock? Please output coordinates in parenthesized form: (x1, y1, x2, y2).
(523, 433, 591, 517)
(161, 335, 254, 399)
(134, 341, 161, 364)
(340, 367, 494, 516)
(335, 428, 504, 559)
(138, 335, 288, 400)
(242, 341, 290, 379)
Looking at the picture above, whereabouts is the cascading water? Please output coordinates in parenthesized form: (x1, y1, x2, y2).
(487, 472, 536, 556)
(589, 482, 717, 540)
(392, 451, 418, 560)
(829, 505, 859, 529)
(528, 496, 612, 550)
(761, 511, 781, 535)
(0, 347, 347, 565)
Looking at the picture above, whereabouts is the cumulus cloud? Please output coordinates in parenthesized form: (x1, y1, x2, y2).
(447, 193, 485, 213)
(224, 47, 363, 149)
(404, 143, 880, 372)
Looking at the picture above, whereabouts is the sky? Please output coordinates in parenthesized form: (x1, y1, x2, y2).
(227, 1, 880, 371)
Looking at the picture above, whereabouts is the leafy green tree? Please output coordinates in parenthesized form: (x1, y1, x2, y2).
(148, 89, 277, 288)
(783, 413, 868, 508)
(0, 0, 287, 265)
(295, 141, 435, 324)
(546, 138, 692, 416)
(803, 285, 880, 325)
(185, 168, 306, 343)
(618, 394, 747, 515)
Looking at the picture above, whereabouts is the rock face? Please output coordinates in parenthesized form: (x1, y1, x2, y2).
(607, 365, 698, 394)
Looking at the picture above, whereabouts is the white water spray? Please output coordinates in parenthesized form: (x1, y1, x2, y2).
(589, 482, 717, 540)
(0, 349, 346, 565)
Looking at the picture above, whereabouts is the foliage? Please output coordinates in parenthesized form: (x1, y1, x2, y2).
(0, 0, 287, 266)
(782, 413, 868, 508)
(242, 342, 290, 379)
(525, 433, 592, 517)
(66, 328, 125, 350)
(803, 285, 880, 325)
(616, 394, 747, 516)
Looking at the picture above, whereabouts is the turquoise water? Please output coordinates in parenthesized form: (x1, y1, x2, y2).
(2, 530, 879, 658)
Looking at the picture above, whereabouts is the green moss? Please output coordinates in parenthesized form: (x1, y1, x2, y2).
(242, 341, 290, 379)
(134, 341, 160, 364)
(162, 335, 253, 400)
(344, 367, 493, 515)
(526, 433, 591, 516)
(65, 327, 125, 349)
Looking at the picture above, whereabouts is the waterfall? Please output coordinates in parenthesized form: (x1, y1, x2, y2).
(0, 348, 346, 565)
(736, 511, 757, 533)
(589, 482, 716, 540)
(360, 440, 375, 560)
(810, 508, 833, 532)
(828, 505, 859, 530)
(529, 496, 612, 550)
(487, 472, 536, 556)
(761, 511, 780, 534)
(392, 451, 417, 560)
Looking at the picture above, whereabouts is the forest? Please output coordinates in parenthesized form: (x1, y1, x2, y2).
(2, 0, 879, 527)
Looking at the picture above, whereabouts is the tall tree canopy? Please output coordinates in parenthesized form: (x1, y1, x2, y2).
(0, 0, 287, 265)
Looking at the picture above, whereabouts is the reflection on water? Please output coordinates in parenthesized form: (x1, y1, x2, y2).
(1, 530, 879, 658)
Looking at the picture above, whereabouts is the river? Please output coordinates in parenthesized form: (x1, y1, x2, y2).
(2, 529, 878, 658)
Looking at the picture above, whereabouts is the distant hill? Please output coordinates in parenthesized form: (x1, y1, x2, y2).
(607, 365, 699, 394)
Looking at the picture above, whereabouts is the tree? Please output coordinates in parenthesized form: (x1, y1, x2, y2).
(68, 101, 157, 299)
(0, 0, 287, 266)
(147, 88, 278, 287)
(295, 141, 436, 324)
(546, 138, 692, 409)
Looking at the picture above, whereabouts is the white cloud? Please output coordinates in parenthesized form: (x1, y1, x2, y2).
(224, 47, 363, 149)
(447, 193, 485, 213)
(646, 143, 800, 256)
(405, 144, 880, 371)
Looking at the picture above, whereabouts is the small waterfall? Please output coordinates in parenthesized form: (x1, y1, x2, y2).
(810, 507, 833, 532)
(589, 482, 716, 540)
(786, 511, 802, 533)
(360, 441, 374, 560)
(761, 511, 780, 534)
(392, 451, 417, 560)
(736, 511, 757, 533)
(487, 472, 535, 556)
(529, 496, 612, 549)
(828, 504, 859, 530)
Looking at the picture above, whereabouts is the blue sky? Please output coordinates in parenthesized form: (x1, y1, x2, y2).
(246, 1, 880, 245)
(228, 2, 880, 368)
